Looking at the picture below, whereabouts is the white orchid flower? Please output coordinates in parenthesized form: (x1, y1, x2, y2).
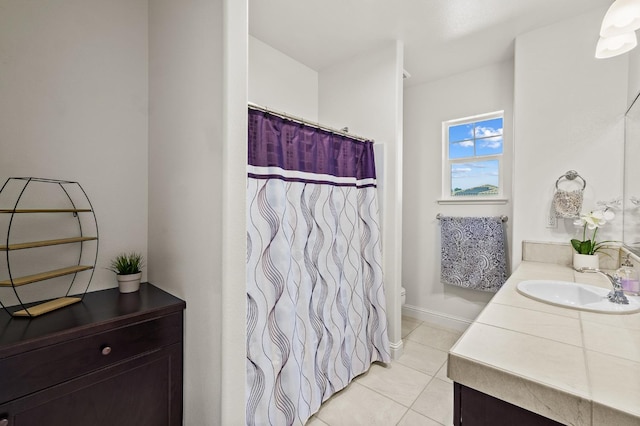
(601, 209, 615, 221)
(596, 197, 622, 210)
(574, 209, 615, 230)
(572, 205, 618, 255)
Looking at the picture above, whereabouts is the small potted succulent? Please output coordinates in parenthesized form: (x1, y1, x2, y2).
(108, 252, 144, 293)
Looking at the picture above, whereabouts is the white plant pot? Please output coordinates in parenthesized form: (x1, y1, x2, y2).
(573, 253, 599, 271)
(116, 272, 142, 293)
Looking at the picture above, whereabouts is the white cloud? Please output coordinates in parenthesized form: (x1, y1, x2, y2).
(474, 126, 502, 138)
(469, 162, 490, 169)
(479, 136, 503, 149)
(453, 167, 472, 173)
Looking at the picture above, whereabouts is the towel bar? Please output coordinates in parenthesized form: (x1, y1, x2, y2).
(436, 213, 508, 223)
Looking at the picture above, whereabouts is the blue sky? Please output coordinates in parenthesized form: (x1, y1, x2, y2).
(451, 160, 499, 191)
(448, 117, 503, 191)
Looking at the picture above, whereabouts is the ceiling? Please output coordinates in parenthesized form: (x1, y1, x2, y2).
(249, 0, 612, 87)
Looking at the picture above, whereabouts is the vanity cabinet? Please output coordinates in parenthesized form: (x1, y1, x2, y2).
(454, 383, 563, 426)
(0, 283, 185, 426)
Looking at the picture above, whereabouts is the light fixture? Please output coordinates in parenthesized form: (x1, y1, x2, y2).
(595, 0, 640, 58)
(595, 31, 638, 58)
(600, 0, 640, 38)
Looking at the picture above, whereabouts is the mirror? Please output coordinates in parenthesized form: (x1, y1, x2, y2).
(624, 92, 640, 256)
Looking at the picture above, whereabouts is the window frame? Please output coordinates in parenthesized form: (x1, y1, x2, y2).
(440, 111, 506, 203)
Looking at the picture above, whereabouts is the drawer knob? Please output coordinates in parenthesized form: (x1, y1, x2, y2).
(101, 345, 112, 356)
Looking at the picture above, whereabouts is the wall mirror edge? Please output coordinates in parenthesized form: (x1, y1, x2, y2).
(623, 89, 640, 257)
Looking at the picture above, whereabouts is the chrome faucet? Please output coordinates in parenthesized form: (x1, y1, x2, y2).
(576, 268, 629, 304)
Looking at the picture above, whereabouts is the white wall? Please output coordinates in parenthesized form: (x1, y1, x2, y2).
(2, 1, 246, 423)
(402, 61, 514, 327)
(249, 36, 318, 120)
(629, 47, 640, 107)
(148, 0, 232, 424)
(221, 0, 248, 424)
(0, 0, 148, 291)
(513, 8, 628, 268)
(319, 41, 405, 355)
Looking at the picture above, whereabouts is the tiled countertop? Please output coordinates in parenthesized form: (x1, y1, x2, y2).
(447, 261, 640, 426)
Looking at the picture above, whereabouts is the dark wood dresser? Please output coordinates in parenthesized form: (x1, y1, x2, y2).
(0, 283, 185, 426)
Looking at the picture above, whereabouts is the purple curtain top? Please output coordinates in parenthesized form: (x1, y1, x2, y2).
(248, 108, 376, 184)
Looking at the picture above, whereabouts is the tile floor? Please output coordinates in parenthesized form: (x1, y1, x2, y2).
(306, 317, 467, 426)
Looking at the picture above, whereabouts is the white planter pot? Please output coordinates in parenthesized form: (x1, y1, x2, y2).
(116, 272, 142, 293)
(573, 253, 599, 271)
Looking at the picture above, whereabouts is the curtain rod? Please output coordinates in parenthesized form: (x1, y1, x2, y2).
(248, 102, 373, 143)
(436, 213, 508, 223)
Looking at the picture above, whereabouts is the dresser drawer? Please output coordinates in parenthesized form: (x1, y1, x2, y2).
(0, 312, 182, 403)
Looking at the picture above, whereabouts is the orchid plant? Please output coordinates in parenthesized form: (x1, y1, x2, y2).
(571, 198, 620, 255)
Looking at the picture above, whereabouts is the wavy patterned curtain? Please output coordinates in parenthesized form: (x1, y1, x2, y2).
(246, 108, 390, 426)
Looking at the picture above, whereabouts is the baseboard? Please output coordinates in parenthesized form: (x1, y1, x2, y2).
(389, 339, 404, 360)
(401, 304, 473, 332)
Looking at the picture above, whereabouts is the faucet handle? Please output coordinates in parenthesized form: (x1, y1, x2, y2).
(608, 289, 630, 304)
(608, 275, 630, 304)
(576, 267, 630, 304)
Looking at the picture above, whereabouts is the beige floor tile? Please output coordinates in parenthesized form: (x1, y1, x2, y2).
(405, 323, 462, 351)
(397, 409, 443, 426)
(402, 316, 422, 338)
(305, 416, 329, 426)
(309, 322, 465, 425)
(435, 360, 451, 383)
(315, 382, 407, 426)
(355, 362, 431, 407)
(411, 378, 454, 426)
(395, 340, 447, 376)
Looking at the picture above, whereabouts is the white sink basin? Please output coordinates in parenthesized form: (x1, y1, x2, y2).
(517, 280, 640, 314)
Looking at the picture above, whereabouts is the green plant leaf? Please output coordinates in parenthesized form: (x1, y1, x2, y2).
(570, 239, 582, 253)
(108, 252, 144, 275)
(571, 239, 595, 255)
(580, 240, 593, 255)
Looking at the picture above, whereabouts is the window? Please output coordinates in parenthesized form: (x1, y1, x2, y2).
(442, 111, 504, 200)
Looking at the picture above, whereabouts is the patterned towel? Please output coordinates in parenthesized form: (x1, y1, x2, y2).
(440, 216, 508, 293)
(552, 189, 583, 218)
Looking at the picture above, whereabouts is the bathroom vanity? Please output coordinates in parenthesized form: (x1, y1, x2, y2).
(448, 243, 640, 426)
(0, 283, 185, 426)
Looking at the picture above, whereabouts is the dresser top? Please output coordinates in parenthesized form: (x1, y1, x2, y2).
(0, 283, 185, 355)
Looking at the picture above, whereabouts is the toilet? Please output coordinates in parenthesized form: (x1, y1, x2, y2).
(400, 286, 406, 305)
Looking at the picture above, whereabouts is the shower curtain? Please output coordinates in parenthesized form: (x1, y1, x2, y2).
(246, 108, 390, 426)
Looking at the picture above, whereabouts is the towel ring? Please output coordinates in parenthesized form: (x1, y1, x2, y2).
(555, 170, 586, 190)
